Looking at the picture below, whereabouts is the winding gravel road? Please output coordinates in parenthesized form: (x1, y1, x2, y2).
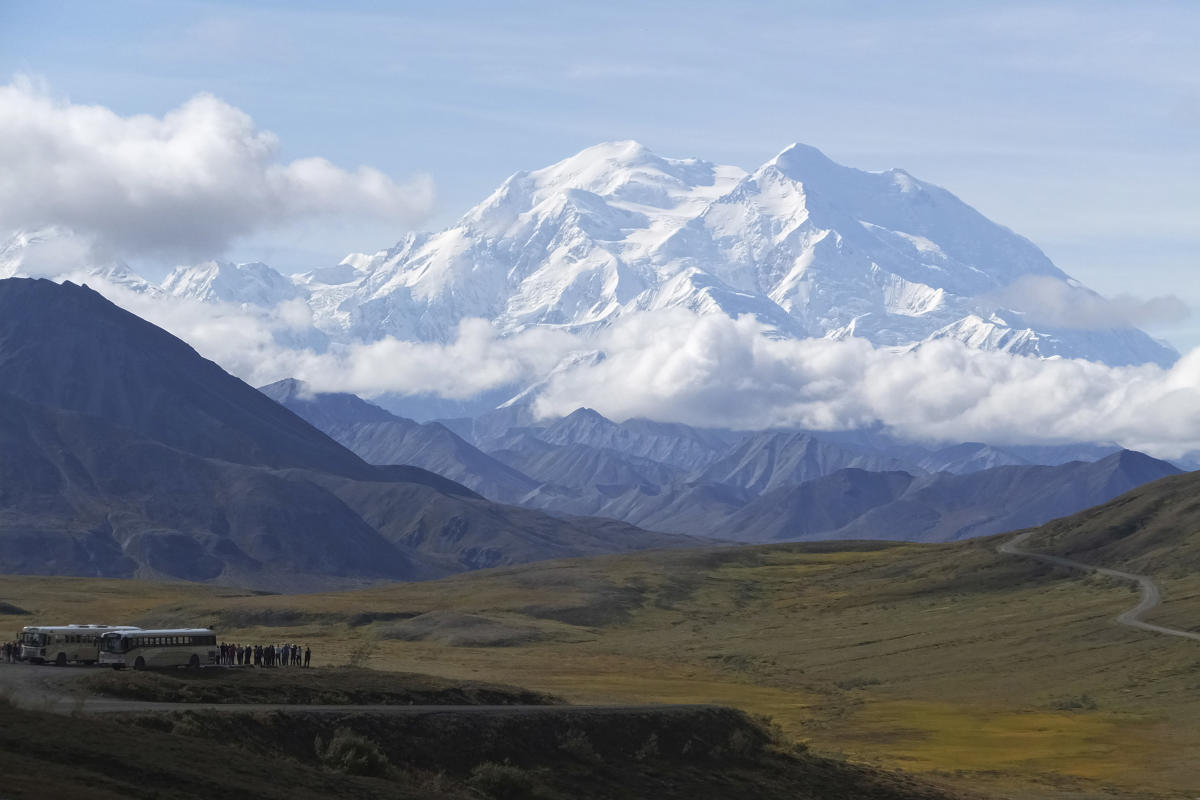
(999, 530, 1200, 642)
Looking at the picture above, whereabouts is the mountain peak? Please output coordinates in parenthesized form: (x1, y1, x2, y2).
(259, 378, 401, 427)
(564, 407, 612, 424)
(770, 141, 836, 168)
(1098, 448, 1182, 476)
(259, 377, 313, 402)
(556, 140, 655, 168)
(140, 140, 1178, 371)
(161, 259, 300, 307)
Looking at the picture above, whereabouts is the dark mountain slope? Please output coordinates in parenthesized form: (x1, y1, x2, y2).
(0, 386, 685, 587)
(0, 279, 691, 587)
(490, 439, 683, 492)
(727, 450, 1182, 544)
(259, 378, 396, 428)
(722, 470, 916, 541)
(0, 391, 428, 586)
(1023, 465, 1200, 576)
(538, 408, 735, 471)
(694, 431, 921, 494)
(260, 379, 540, 503)
(0, 279, 369, 476)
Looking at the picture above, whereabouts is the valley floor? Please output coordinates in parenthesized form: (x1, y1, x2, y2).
(5, 536, 1200, 799)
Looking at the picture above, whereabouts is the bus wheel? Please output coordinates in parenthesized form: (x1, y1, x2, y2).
(55, 652, 67, 666)
(133, 657, 146, 671)
(188, 654, 200, 669)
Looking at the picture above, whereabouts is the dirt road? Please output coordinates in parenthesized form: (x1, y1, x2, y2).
(999, 530, 1200, 642)
(0, 662, 715, 718)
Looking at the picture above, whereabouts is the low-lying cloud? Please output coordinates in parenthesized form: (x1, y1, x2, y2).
(985, 275, 1190, 330)
(71, 275, 1200, 461)
(0, 77, 433, 260)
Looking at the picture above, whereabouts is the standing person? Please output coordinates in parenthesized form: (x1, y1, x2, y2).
(303, 646, 311, 668)
(3, 641, 10, 663)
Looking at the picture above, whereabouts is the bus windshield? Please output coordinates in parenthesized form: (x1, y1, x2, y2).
(20, 632, 45, 647)
(101, 635, 127, 653)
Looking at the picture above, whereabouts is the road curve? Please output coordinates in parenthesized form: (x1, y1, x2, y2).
(999, 530, 1200, 642)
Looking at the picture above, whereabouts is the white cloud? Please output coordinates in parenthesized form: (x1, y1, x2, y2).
(66, 275, 1200, 461)
(0, 77, 433, 260)
(527, 311, 1200, 460)
(984, 275, 1190, 331)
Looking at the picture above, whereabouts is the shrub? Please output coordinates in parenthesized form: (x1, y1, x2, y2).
(1049, 694, 1099, 711)
(468, 761, 536, 799)
(727, 728, 760, 758)
(346, 639, 375, 668)
(315, 727, 390, 776)
(557, 727, 602, 764)
(751, 714, 808, 755)
(633, 732, 659, 762)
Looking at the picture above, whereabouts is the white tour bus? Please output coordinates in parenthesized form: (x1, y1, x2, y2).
(19, 625, 142, 665)
(99, 628, 218, 670)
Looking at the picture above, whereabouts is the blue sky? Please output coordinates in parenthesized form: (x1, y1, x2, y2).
(3, 0, 1198, 347)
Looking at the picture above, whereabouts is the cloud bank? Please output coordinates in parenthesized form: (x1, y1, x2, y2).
(986, 275, 1190, 331)
(74, 275, 1200, 461)
(0, 77, 433, 259)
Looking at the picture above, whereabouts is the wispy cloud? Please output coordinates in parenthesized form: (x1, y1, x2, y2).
(984, 275, 1191, 331)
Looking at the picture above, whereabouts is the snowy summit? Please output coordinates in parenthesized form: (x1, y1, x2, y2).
(4, 141, 1177, 368)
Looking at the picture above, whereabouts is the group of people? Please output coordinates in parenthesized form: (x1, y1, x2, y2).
(1, 641, 20, 663)
(217, 642, 310, 668)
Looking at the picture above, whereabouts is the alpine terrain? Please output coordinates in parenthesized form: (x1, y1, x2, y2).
(1, 142, 1177, 373)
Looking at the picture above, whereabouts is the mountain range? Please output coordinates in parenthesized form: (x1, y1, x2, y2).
(2, 141, 1177, 382)
(264, 380, 1181, 544)
(0, 278, 687, 589)
(0, 277, 1185, 591)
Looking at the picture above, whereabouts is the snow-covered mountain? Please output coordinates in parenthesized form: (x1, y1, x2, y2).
(0, 228, 159, 294)
(6, 142, 1177, 369)
(311, 140, 1176, 366)
(161, 260, 302, 307)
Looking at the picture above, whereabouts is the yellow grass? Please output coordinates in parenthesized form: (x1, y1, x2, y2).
(5, 538, 1200, 799)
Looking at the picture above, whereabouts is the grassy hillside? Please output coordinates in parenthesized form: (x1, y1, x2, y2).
(5, 532, 1200, 799)
(0, 696, 964, 800)
(1028, 471, 1200, 577)
(1020, 469, 1200, 637)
